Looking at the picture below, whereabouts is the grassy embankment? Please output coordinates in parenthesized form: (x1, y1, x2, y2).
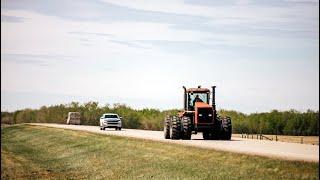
(1, 124, 319, 179)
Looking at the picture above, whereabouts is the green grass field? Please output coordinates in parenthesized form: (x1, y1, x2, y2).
(1, 124, 319, 179)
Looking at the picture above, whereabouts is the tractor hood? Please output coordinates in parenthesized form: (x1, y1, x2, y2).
(195, 102, 211, 108)
(194, 102, 214, 125)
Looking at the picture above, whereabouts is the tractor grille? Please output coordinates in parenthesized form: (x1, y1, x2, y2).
(198, 108, 213, 123)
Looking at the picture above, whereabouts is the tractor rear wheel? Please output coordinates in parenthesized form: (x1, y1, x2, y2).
(221, 117, 232, 140)
(170, 116, 181, 139)
(164, 115, 171, 139)
(182, 116, 192, 140)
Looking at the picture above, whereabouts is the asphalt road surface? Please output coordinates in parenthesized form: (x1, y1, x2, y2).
(31, 123, 319, 162)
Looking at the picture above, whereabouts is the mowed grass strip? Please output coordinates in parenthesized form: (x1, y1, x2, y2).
(232, 134, 319, 145)
(1, 125, 319, 180)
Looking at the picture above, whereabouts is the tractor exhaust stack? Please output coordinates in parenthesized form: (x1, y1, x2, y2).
(183, 86, 187, 110)
(211, 86, 216, 109)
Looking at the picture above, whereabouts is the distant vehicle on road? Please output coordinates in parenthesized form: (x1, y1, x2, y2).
(100, 113, 122, 130)
(66, 112, 81, 125)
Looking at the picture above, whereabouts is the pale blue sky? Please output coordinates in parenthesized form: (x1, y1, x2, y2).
(1, 0, 319, 113)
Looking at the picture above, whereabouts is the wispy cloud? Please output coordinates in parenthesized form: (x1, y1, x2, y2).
(1, 53, 74, 66)
(1, 15, 27, 23)
(101, 0, 318, 38)
(109, 40, 149, 49)
(68, 31, 113, 37)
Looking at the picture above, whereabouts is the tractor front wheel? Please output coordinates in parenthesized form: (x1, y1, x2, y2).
(182, 116, 192, 140)
(170, 116, 181, 139)
(164, 115, 171, 139)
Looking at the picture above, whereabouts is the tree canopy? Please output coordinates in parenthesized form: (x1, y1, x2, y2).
(1, 102, 318, 136)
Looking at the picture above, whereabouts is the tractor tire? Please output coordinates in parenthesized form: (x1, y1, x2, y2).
(203, 131, 219, 140)
(210, 130, 220, 140)
(211, 117, 222, 140)
(203, 117, 221, 140)
(164, 115, 171, 139)
(170, 116, 181, 140)
(221, 117, 232, 140)
(203, 131, 211, 140)
(182, 116, 192, 140)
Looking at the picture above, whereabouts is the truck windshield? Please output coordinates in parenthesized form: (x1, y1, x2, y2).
(104, 115, 118, 118)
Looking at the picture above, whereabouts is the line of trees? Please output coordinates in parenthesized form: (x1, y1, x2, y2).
(219, 109, 319, 136)
(1, 101, 319, 136)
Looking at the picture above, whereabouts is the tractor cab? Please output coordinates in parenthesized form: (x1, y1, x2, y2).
(183, 86, 216, 111)
(184, 87, 210, 111)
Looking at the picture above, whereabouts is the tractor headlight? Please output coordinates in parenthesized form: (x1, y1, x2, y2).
(199, 114, 202, 117)
(208, 114, 212, 117)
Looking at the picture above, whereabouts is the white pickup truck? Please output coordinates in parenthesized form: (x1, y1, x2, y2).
(100, 113, 122, 130)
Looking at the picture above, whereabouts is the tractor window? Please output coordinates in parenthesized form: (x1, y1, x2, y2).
(188, 93, 209, 108)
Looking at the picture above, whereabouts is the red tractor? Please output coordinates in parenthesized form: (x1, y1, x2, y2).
(164, 86, 232, 140)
